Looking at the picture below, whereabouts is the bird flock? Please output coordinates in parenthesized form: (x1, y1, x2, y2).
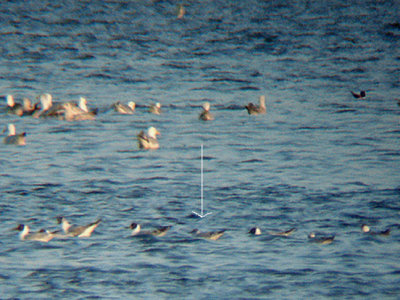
(5, 90, 388, 244)
(13, 218, 391, 244)
(2, 92, 266, 147)
(3, 92, 266, 242)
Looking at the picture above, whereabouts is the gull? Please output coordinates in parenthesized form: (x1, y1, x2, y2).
(5, 95, 23, 116)
(78, 97, 98, 115)
(48, 230, 73, 239)
(191, 229, 226, 240)
(63, 102, 96, 121)
(361, 224, 390, 236)
(351, 91, 366, 99)
(137, 126, 160, 150)
(129, 223, 172, 237)
(245, 95, 266, 115)
(308, 232, 335, 245)
(149, 102, 161, 115)
(33, 93, 64, 118)
(22, 98, 37, 115)
(268, 228, 296, 237)
(14, 224, 54, 242)
(112, 101, 136, 114)
(61, 97, 97, 121)
(199, 102, 214, 121)
(56, 216, 101, 237)
(177, 4, 185, 19)
(3, 124, 26, 146)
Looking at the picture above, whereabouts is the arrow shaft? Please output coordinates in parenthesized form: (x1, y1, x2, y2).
(192, 144, 212, 218)
(201, 144, 203, 215)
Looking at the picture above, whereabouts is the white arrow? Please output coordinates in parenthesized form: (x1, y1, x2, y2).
(192, 144, 212, 218)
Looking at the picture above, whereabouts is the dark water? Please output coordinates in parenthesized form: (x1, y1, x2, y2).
(1, 0, 400, 298)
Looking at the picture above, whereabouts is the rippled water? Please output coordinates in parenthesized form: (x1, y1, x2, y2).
(1, 0, 400, 298)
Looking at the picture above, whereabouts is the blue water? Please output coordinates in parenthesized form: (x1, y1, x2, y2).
(1, 0, 400, 298)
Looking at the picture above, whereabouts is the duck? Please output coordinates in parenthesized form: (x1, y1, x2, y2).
(137, 126, 160, 150)
(361, 224, 390, 236)
(3, 124, 26, 146)
(249, 227, 262, 235)
(245, 95, 266, 115)
(351, 91, 366, 99)
(129, 223, 172, 237)
(14, 224, 54, 242)
(191, 229, 226, 240)
(268, 228, 296, 237)
(149, 102, 161, 115)
(112, 101, 136, 114)
(5, 95, 24, 116)
(56, 216, 101, 238)
(308, 232, 335, 245)
(199, 102, 214, 121)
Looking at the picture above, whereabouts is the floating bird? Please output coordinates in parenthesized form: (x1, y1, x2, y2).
(308, 232, 335, 245)
(268, 228, 296, 237)
(78, 97, 89, 113)
(351, 91, 366, 99)
(112, 101, 136, 114)
(361, 224, 390, 236)
(63, 102, 96, 121)
(59, 97, 97, 121)
(77, 97, 98, 115)
(249, 227, 262, 235)
(5, 95, 23, 116)
(14, 224, 54, 242)
(32, 94, 50, 118)
(22, 98, 37, 115)
(177, 4, 185, 19)
(48, 230, 73, 239)
(137, 126, 160, 150)
(149, 102, 161, 115)
(245, 95, 266, 115)
(56, 217, 101, 238)
(191, 229, 226, 240)
(33, 93, 63, 118)
(199, 102, 214, 121)
(129, 223, 172, 237)
(3, 124, 26, 146)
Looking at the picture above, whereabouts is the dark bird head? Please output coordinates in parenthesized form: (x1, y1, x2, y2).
(130, 222, 139, 230)
(14, 224, 25, 231)
(245, 103, 256, 112)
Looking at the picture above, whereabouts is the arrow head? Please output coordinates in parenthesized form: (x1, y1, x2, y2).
(192, 211, 212, 218)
